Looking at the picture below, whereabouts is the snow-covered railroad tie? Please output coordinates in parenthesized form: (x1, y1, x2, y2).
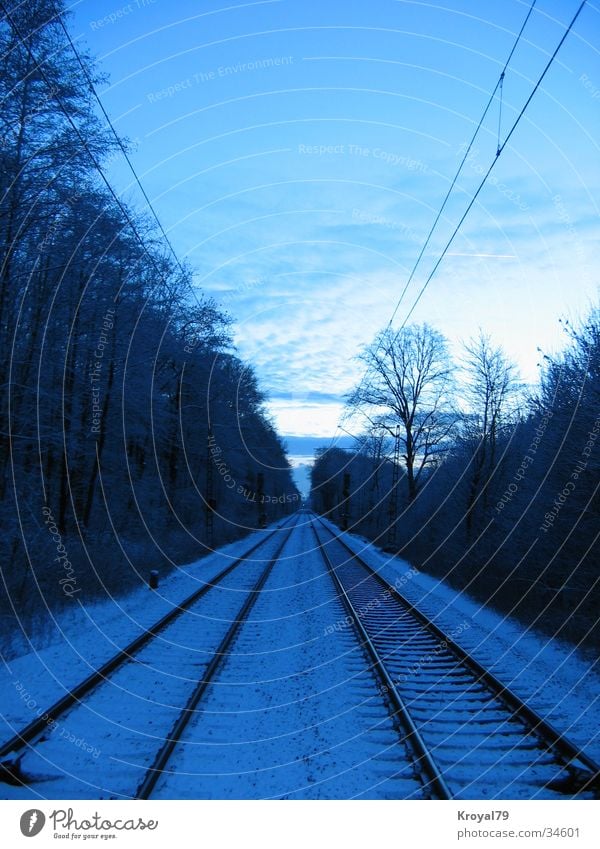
(0, 514, 299, 798)
(3, 510, 597, 800)
(0, 512, 426, 799)
(146, 514, 425, 799)
(311, 516, 600, 800)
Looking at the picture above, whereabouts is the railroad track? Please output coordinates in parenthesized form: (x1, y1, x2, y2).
(4, 509, 597, 800)
(142, 511, 428, 800)
(134, 521, 294, 798)
(0, 514, 299, 796)
(311, 514, 600, 799)
(4, 510, 423, 800)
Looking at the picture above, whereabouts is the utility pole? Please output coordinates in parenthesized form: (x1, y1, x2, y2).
(387, 425, 401, 547)
(257, 472, 267, 528)
(341, 472, 351, 530)
(206, 429, 216, 548)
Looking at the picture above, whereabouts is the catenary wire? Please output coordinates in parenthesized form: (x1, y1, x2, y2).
(0, 1, 193, 306)
(335, 0, 540, 441)
(394, 0, 586, 331)
(387, 0, 538, 327)
(56, 17, 188, 281)
(337, 0, 585, 446)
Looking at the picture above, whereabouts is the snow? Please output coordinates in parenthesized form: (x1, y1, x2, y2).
(320, 516, 600, 768)
(0, 522, 292, 763)
(0, 518, 422, 799)
(1, 527, 294, 799)
(151, 519, 422, 799)
(1, 510, 598, 800)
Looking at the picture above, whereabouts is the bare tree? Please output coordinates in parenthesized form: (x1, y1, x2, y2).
(460, 332, 520, 533)
(0, 0, 300, 649)
(353, 424, 390, 518)
(348, 324, 456, 501)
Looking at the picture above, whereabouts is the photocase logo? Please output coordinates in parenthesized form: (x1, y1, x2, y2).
(20, 810, 46, 837)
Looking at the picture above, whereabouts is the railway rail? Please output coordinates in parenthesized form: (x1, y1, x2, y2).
(2, 509, 597, 799)
(144, 512, 426, 800)
(311, 514, 600, 799)
(0, 514, 299, 793)
(134, 522, 295, 798)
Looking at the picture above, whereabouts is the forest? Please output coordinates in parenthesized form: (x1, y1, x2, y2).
(311, 315, 600, 649)
(0, 0, 298, 652)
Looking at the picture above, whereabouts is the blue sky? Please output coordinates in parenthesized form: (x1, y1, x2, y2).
(70, 0, 599, 440)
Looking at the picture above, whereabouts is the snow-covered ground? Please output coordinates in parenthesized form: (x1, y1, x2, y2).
(152, 519, 421, 799)
(1, 510, 598, 800)
(0, 521, 293, 774)
(1, 525, 297, 799)
(318, 516, 600, 768)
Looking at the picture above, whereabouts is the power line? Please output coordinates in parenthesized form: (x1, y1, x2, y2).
(496, 72, 505, 157)
(395, 0, 586, 332)
(56, 17, 188, 281)
(334, 0, 537, 439)
(335, 0, 540, 443)
(387, 0, 538, 327)
(340, 0, 585, 443)
(0, 1, 189, 304)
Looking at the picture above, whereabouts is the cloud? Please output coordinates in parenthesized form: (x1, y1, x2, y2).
(267, 399, 347, 438)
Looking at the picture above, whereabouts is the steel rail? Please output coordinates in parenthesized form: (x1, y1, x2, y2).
(314, 513, 600, 787)
(0, 513, 299, 766)
(311, 521, 452, 800)
(135, 523, 296, 798)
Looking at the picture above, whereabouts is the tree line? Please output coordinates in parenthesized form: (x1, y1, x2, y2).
(311, 313, 599, 648)
(0, 0, 298, 652)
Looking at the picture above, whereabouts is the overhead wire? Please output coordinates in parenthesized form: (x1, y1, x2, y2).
(335, 0, 540, 443)
(496, 72, 504, 156)
(337, 0, 586, 444)
(3, 1, 585, 455)
(387, 0, 538, 327)
(56, 17, 189, 281)
(0, 1, 193, 306)
(394, 0, 586, 332)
